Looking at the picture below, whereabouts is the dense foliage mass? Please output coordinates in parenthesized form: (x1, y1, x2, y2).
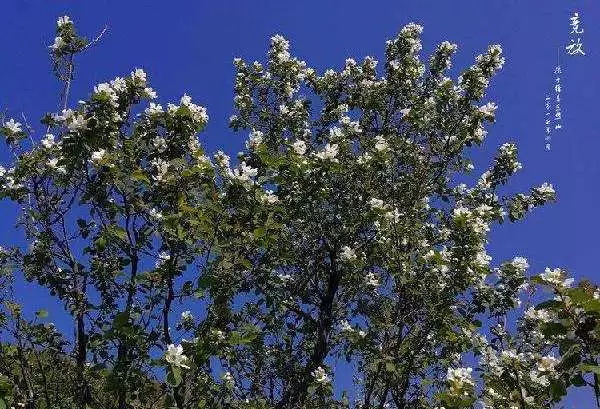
(0, 16, 598, 409)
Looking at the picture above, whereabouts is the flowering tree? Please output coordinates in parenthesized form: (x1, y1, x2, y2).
(0, 16, 598, 409)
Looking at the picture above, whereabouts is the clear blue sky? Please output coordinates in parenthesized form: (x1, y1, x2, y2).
(0, 0, 598, 406)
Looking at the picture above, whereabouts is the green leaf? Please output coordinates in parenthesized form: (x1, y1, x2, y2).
(535, 299, 563, 311)
(131, 169, 151, 185)
(549, 378, 567, 400)
(110, 225, 128, 242)
(113, 312, 130, 330)
(35, 309, 48, 318)
(166, 365, 182, 387)
(557, 344, 582, 372)
(541, 322, 567, 336)
(570, 374, 586, 387)
(579, 364, 600, 376)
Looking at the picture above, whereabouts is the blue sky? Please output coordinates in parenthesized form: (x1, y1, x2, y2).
(0, 0, 598, 406)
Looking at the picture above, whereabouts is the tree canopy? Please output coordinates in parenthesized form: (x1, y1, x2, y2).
(0, 16, 598, 409)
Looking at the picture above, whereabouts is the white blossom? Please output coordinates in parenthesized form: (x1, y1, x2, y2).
(537, 182, 555, 195)
(131, 68, 147, 83)
(446, 367, 474, 394)
(110, 77, 127, 92)
(479, 102, 498, 117)
(339, 320, 353, 332)
(49, 36, 66, 51)
(261, 189, 279, 204)
(340, 246, 357, 262)
(221, 371, 234, 385)
(149, 208, 163, 220)
(246, 130, 263, 150)
(144, 87, 157, 99)
(292, 139, 307, 155)
(314, 143, 338, 161)
(155, 251, 171, 268)
(540, 267, 573, 288)
(152, 136, 167, 153)
(365, 272, 380, 287)
(233, 162, 258, 184)
(511, 257, 529, 272)
(4, 119, 22, 134)
(152, 158, 169, 182)
(374, 135, 388, 152)
(180, 310, 194, 322)
(311, 366, 330, 384)
(179, 94, 209, 124)
(57, 16, 71, 27)
(47, 158, 66, 174)
(538, 355, 559, 373)
(145, 103, 163, 116)
(524, 307, 552, 323)
(90, 149, 106, 164)
(278, 273, 292, 282)
(41, 134, 56, 148)
(369, 198, 385, 210)
(67, 115, 87, 132)
(164, 344, 189, 369)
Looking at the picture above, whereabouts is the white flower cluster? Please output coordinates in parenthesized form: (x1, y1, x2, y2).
(536, 182, 555, 195)
(146, 102, 163, 116)
(178, 94, 209, 125)
(365, 272, 380, 288)
(476, 44, 506, 73)
(270, 34, 291, 63)
(47, 157, 66, 174)
(260, 189, 279, 205)
(314, 143, 339, 162)
(498, 143, 522, 173)
(340, 246, 357, 262)
(3, 119, 22, 134)
(439, 40, 458, 54)
(0, 165, 24, 190)
(57, 15, 72, 27)
(180, 310, 194, 323)
(246, 130, 263, 150)
(151, 158, 169, 182)
(369, 198, 385, 210)
(41, 133, 56, 148)
(221, 371, 234, 386)
(339, 320, 366, 338)
(311, 366, 330, 384)
(452, 205, 490, 236)
(90, 149, 106, 165)
(155, 251, 171, 268)
(399, 23, 424, 54)
(49, 16, 74, 53)
(524, 306, 552, 323)
(446, 367, 474, 395)
(49, 36, 66, 52)
(533, 182, 557, 203)
(54, 109, 88, 132)
(374, 135, 389, 152)
(510, 256, 529, 273)
(291, 139, 307, 155)
(479, 102, 498, 118)
(164, 344, 189, 369)
(540, 267, 574, 288)
(232, 162, 258, 185)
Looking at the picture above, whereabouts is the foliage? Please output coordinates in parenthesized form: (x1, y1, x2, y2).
(0, 16, 597, 409)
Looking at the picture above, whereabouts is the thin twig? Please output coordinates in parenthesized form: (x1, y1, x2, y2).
(83, 25, 109, 51)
